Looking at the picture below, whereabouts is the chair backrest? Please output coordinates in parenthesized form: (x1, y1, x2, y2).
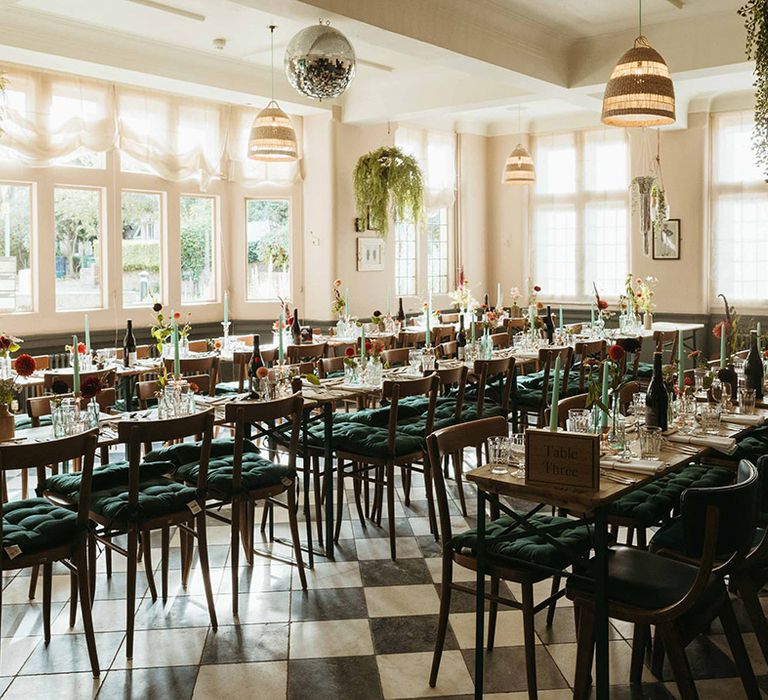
(31, 354, 50, 371)
(503, 317, 527, 332)
(161, 356, 219, 396)
(382, 347, 410, 367)
(426, 417, 508, 545)
(287, 343, 327, 363)
(440, 313, 460, 324)
(400, 330, 426, 348)
(534, 347, 574, 426)
(4, 430, 98, 539)
(432, 326, 455, 346)
(319, 356, 345, 378)
(574, 340, 607, 391)
(43, 368, 116, 393)
(679, 459, 759, 572)
(490, 332, 510, 349)
(618, 380, 641, 414)
(654, 330, 678, 363)
(435, 364, 468, 419)
(613, 336, 643, 379)
(230, 351, 252, 392)
(225, 394, 303, 491)
(135, 375, 210, 409)
(545, 392, 587, 430)
(187, 339, 208, 353)
(437, 340, 458, 360)
(381, 374, 439, 455)
(27, 388, 117, 426)
(472, 356, 515, 417)
(331, 342, 357, 358)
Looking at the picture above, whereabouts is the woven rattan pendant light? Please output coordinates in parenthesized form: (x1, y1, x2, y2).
(601, 0, 675, 127)
(248, 25, 298, 162)
(502, 106, 535, 184)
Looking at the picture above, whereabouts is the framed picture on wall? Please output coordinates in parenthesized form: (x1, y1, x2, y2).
(357, 237, 384, 271)
(653, 218, 681, 260)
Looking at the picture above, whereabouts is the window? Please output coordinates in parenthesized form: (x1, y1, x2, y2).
(54, 187, 102, 310)
(427, 208, 449, 294)
(532, 129, 628, 299)
(246, 199, 290, 301)
(395, 220, 417, 296)
(711, 112, 768, 303)
(180, 195, 216, 304)
(121, 191, 162, 306)
(0, 183, 33, 313)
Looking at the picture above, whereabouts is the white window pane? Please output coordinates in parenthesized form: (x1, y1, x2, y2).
(122, 191, 161, 306)
(395, 220, 417, 297)
(535, 133, 576, 195)
(181, 196, 216, 304)
(584, 130, 628, 192)
(54, 187, 102, 310)
(715, 113, 763, 184)
(246, 199, 290, 301)
(426, 208, 449, 294)
(533, 206, 577, 296)
(0, 184, 33, 313)
(584, 202, 628, 297)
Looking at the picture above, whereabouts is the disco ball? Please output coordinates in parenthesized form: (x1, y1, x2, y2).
(284, 21, 356, 100)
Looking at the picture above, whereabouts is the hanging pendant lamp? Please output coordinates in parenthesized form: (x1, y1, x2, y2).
(601, 0, 675, 127)
(248, 25, 298, 162)
(502, 106, 535, 185)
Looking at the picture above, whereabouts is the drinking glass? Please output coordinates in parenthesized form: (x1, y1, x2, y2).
(631, 392, 646, 429)
(408, 349, 423, 374)
(739, 388, 756, 415)
(699, 404, 722, 434)
(639, 425, 662, 460)
(487, 437, 508, 475)
(608, 414, 627, 453)
(567, 408, 592, 433)
(422, 346, 436, 372)
(507, 433, 526, 478)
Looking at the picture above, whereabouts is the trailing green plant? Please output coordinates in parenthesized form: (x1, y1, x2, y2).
(353, 146, 424, 238)
(739, 0, 768, 180)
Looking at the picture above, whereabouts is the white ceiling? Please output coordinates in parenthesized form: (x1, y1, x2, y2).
(0, 0, 755, 133)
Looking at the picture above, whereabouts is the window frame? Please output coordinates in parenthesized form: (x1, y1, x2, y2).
(179, 192, 219, 306)
(0, 179, 36, 315)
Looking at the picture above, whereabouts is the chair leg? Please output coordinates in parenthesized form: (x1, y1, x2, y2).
(334, 459, 345, 543)
(658, 623, 698, 700)
(312, 455, 324, 548)
(142, 530, 158, 603)
(429, 556, 453, 688)
(546, 574, 560, 627)
(487, 576, 500, 651)
(160, 527, 170, 604)
(196, 510, 218, 630)
(88, 532, 97, 601)
(28, 564, 39, 600)
(521, 582, 538, 699)
(735, 575, 768, 664)
(352, 471, 367, 529)
(386, 460, 396, 560)
(651, 626, 665, 678)
(126, 528, 138, 659)
(69, 570, 78, 627)
(636, 527, 647, 549)
(104, 536, 112, 579)
(631, 624, 650, 684)
(719, 595, 761, 700)
(42, 562, 52, 645)
(573, 605, 595, 700)
(287, 487, 307, 590)
(423, 453, 439, 541)
(231, 495, 240, 616)
(453, 452, 467, 517)
(402, 466, 411, 507)
(76, 542, 100, 678)
(21, 468, 28, 500)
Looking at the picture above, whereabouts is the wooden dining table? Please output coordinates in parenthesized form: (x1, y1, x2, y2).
(466, 406, 768, 699)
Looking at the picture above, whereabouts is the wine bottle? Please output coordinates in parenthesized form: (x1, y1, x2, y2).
(745, 329, 764, 400)
(248, 334, 265, 397)
(456, 315, 467, 361)
(483, 293, 489, 311)
(645, 351, 668, 431)
(397, 298, 406, 323)
(291, 307, 301, 345)
(543, 304, 555, 343)
(123, 319, 137, 368)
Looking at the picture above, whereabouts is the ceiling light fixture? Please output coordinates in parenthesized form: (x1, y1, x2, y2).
(502, 105, 535, 185)
(601, 0, 676, 127)
(248, 25, 298, 162)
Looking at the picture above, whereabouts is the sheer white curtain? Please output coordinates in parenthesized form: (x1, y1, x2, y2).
(711, 111, 768, 304)
(395, 126, 456, 209)
(532, 128, 629, 300)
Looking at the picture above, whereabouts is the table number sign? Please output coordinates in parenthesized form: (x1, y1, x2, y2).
(525, 428, 600, 490)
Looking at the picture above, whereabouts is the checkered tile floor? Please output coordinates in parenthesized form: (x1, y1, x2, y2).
(2, 454, 768, 699)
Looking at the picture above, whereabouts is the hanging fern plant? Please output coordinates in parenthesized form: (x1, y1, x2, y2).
(353, 146, 424, 238)
(739, 0, 768, 180)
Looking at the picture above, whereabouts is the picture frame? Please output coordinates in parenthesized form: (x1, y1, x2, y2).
(356, 237, 384, 271)
(652, 218, 681, 260)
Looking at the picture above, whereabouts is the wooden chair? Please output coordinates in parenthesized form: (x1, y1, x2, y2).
(569, 460, 761, 699)
(437, 340, 458, 360)
(331, 342, 357, 358)
(136, 376, 210, 410)
(426, 417, 594, 698)
(400, 330, 426, 348)
(517, 346, 574, 429)
(490, 332, 510, 349)
(432, 326, 455, 346)
(503, 317, 527, 333)
(614, 336, 644, 380)
(43, 411, 219, 660)
(187, 339, 208, 353)
(654, 330, 679, 364)
(545, 393, 588, 429)
(440, 312, 460, 324)
(43, 368, 116, 393)
(382, 347, 411, 367)
(287, 343, 327, 364)
(573, 340, 607, 391)
(162, 356, 219, 396)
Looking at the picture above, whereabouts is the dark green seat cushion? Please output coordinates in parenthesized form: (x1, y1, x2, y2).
(215, 381, 241, 396)
(567, 545, 723, 611)
(144, 438, 259, 469)
(89, 478, 198, 522)
(176, 452, 294, 495)
(607, 464, 733, 526)
(14, 415, 51, 430)
(732, 425, 768, 463)
(305, 415, 424, 459)
(42, 460, 176, 501)
(3, 498, 78, 555)
(512, 370, 582, 409)
(450, 512, 593, 570)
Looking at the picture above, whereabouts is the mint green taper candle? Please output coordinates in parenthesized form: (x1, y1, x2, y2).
(758, 322, 762, 353)
(558, 307, 564, 330)
(72, 335, 80, 395)
(173, 318, 180, 377)
(345, 288, 349, 317)
(549, 354, 561, 432)
(360, 324, 366, 361)
(278, 309, 285, 364)
(590, 303, 595, 325)
(600, 361, 610, 429)
(677, 330, 685, 394)
(720, 327, 726, 369)
(84, 315, 91, 353)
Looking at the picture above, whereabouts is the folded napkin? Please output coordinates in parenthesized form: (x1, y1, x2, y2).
(667, 433, 737, 455)
(601, 457, 663, 475)
(721, 413, 766, 427)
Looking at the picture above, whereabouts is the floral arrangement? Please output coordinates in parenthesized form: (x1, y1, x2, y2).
(370, 310, 385, 330)
(584, 344, 627, 413)
(365, 339, 386, 358)
(527, 279, 542, 309)
(331, 279, 346, 318)
(713, 293, 740, 357)
(621, 274, 640, 317)
(484, 307, 504, 326)
(80, 375, 103, 400)
(272, 307, 294, 334)
(0, 353, 36, 406)
(150, 300, 172, 352)
(449, 266, 479, 311)
(634, 276, 658, 314)
(509, 287, 521, 305)
(65, 341, 87, 355)
(343, 345, 357, 368)
(0, 334, 22, 358)
(177, 312, 192, 339)
(421, 302, 441, 322)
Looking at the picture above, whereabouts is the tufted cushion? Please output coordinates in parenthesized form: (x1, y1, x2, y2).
(607, 463, 733, 526)
(567, 545, 724, 611)
(3, 498, 78, 555)
(512, 370, 582, 409)
(144, 438, 259, 469)
(176, 452, 294, 495)
(89, 478, 198, 522)
(14, 415, 51, 431)
(305, 416, 424, 459)
(215, 381, 241, 396)
(42, 460, 176, 501)
(450, 512, 593, 570)
(732, 425, 768, 464)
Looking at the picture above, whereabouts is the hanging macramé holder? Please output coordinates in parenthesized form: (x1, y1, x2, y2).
(525, 428, 600, 490)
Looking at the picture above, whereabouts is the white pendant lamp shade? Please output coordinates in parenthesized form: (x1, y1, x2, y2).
(248, 100, 298, 161)
(502, 144, 535, 185)
(248, 25, 298, 162)
(601, 35, 675, 127)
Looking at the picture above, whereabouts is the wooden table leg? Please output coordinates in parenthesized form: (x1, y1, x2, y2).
(323, 403, 335, 561)
(594, 506, 610, 698)
(473, 488, 486, 699)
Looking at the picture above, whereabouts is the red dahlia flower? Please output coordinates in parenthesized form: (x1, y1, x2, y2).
(13, 354, 36, 377)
